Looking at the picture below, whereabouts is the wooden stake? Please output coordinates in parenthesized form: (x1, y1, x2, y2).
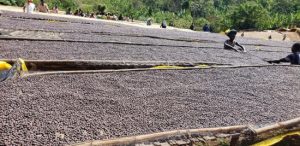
(255, 117, 300, 134)
(70, 125, 247, 146)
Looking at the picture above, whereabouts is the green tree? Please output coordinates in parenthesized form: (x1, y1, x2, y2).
(272, 0, 298, 14)
(94, 4, 106, 15)
(181, 0, 189, 10)
(190, 0, 215, 18)
(232, 1, 271, 30)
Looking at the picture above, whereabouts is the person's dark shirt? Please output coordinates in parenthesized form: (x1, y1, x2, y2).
(147, 18, 152, 25)
(224, 40, 237, 50)
(190, 24, 195, 30)
(284, 53, 300, 64)
(203, 25, 210, 32)
(161, 21, 167, 28)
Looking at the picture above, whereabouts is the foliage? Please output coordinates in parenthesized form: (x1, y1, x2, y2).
(0, 0, 16, 6)
(193, 18, 209, 31)
(231, 1, 271, 30)
(190, 0, 215, 18)
(0, 0, 11, 5)
(173, 14, 193, 28)
(295, 12, 300, 27)
(94, 4, 106, 15)
(218, 140, 230, 146)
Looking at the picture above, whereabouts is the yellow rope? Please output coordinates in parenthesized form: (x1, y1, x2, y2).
(151, 65, 185, 69)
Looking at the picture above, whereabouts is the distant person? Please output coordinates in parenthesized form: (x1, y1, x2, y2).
(78, 9, 84, 17)
(37, 0, 49, 13)
(51, 5, 58, 14)
(224, 29, 246, 52)
(74, 9, 79, 16)
(161, 20, 167, 28)
(190, 23, 195, 30)
(146, 18, 152, 26)
(23, 0, 35, 14)
(268, 35, 272, 40)
(106, 13, 111, 20)
(112, 14, 118, 20)
(268, 43, 300, 65)
(203, 24, 210, 32)
(66, 8, 72, 15)
(118, 14, 124, 20)
(90, 13, 95, 18)
(124, 16, 130, 21)
(283, 34, 287, 41)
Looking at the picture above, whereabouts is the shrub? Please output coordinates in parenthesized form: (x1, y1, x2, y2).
(174, 18, 191, 29)
(15, 0, 24, 6)
(232, 1, 271, 30)
(193, 18, 209, 31)
(0, 0, 12, 5)
(153, 11, 176, 24)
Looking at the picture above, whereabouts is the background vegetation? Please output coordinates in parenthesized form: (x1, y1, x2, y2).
(1, 0, 299, 32)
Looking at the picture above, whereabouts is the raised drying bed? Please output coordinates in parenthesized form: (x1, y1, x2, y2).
(1, 66, 300, 145)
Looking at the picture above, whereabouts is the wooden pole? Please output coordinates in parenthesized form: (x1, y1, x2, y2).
(254, 117, 300, 134)
(0, 36, 217, 49)
(70, 125, 247, 146)
(0, 59, 222, 72)
(21, 64, 297, 77)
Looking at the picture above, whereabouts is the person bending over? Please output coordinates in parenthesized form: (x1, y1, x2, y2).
(66, 8, 72, 15)
(52, 5, 58, 14)
(203, 24, 210, 32)
(224, 29, 246, 52)
(190, 23, 195, 30)
(37, 0, 49, 13)
(268, 43, 300, 65)
(161, 20, 167, 28)
(146, 18, 152, 26)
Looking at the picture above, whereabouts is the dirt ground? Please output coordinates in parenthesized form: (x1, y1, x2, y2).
(237, 30, 300, 42)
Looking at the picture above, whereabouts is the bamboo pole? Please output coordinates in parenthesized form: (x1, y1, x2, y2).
(2, 59, 298, 79)
(0, 59, 224, 72)
(69, 117, 300, 146)
(1, 59, 294, 69)
(0, 36, 218, 49)
(254, 117, 300, 134)
(70, 125, 247, 146)
(0, 28, 217, 44)
(22, 64, 298, 77)
(0, 59, 220, 65)
(22, 67, 201, 77)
